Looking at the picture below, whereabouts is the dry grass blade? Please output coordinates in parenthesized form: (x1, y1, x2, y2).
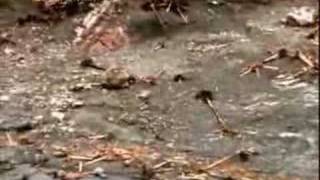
(202, 153, 236, 171)
(202, 148, 257, 171)
(6, 132, 18, 146)
(78, 161, 83, 172)
(69, 155, 94, 161)
(84, 156, 109, 166)
(295, 50, 316, 68)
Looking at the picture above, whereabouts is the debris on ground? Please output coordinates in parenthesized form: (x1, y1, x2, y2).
(102, 65, 136, 89)
(306, 25, 319, 45)
(195, 90, 238, 135)
(140, 0, 190, 26)
(33, 0, 100, 15)
(282, 6, 319, 27)
(137, 90, 152, 101)
(0, 33, 16, 46)
(80, 57, 105, 70)
(241, 48, 319, 78)
(0, 0, 318, 180)
(173, 73, 190, 82)
(0, 118, 33, 132)
(17, 13, 62, 26)
(73, 0, 129, 52)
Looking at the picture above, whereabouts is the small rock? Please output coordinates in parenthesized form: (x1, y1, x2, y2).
(52, 151, 67, 158)
(93, 167, 107, 178)
(0, 118, 33, 132)
(51, 112, 65, 121)
(207, 0, 225, 6)
(102, 66, 135, 89)
(60, 126, 75, 133)
(0, 95, 10, 102)
(4, 47, 15, 56)
(279, 132, 303, 138)
(33, 115, 44, 121)
(69, 83, 92, 92)
(173, 73, 192, 82)
(137, 90, 152, 100)
(56, 170, 66, 178)
(153, 41, 165, 51)
(284, 6, 318, 26)
(71, 100, 85, 108)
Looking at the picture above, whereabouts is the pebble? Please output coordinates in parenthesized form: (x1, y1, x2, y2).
(51, 112, 65, 121)
(59, 126, 75, 133)
(207, 0, 225, 6)
(52, 151, 67, 158)
(137, 90, 151, 100)
(0, 118, 33, 131)
(33, 115, 44, 121)
(103, 66, 135, 89)
(4, 47, 15, 56)
(279, 132, 303, 138)
(0, 95, 10, 102)
(284, 6, 318, 26)
(71, 100, 85, 108)
(93, 167, 107, 178)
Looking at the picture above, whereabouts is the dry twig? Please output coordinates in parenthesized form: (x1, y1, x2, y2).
(295, 50, 317, 68)
(202, 148, 258, 171)
(6, 132, 18, 146)
(84, 156, 109, 166)
(241, 47, 318, 78)
(195, 90, 238, 135)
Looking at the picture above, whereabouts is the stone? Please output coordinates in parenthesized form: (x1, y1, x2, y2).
(102, 66, 135, 89)
(0, 118, 33, 132)
(3, 47, 15, 56)
(137, 90, 152, 100)
(0, 95, 10, 102)
(71, 100, 85, 108)
(207, 0, 225, 6)
(284, 6, 318, 26)
(93, 167, 107, 178)
(51, 111, 65, 121)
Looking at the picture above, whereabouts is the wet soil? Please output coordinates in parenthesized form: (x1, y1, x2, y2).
(0, 0, 318, 179)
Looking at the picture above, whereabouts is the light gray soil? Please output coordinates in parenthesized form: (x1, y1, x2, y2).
(0, 0, 318, 179)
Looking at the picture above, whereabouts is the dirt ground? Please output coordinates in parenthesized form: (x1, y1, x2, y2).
(0, 0, 319, 180)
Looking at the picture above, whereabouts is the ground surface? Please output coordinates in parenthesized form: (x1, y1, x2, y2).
(0, 0, 319, 180)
